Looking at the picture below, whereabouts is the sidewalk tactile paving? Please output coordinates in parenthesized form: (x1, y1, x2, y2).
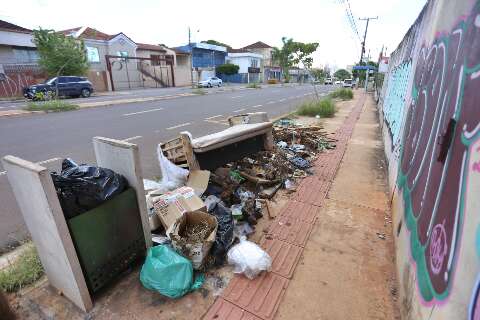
(294, 176, 330, 207)
(259, 237, 303, 279)
(203, 299, 262, 320)
(266, 218, 313, 247)
(276, 200, 319, 224)
(222, 272, 289, 320)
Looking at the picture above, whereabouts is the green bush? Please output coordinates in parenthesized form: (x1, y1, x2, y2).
(0, 243, 44, 292)
(216, 63, 239, 75)
(25, 100, 78, 112)
(329, 88, 353, 100)
(297, 98, 336, 118)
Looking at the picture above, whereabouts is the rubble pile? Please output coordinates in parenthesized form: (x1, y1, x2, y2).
(203, 120, 336, 225)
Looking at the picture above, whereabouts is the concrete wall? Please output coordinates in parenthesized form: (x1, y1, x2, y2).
(378, 0, 480, 318)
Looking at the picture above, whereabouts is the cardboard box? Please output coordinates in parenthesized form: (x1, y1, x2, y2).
(152, 186, 206, 230)
(167, 211, 218, 269)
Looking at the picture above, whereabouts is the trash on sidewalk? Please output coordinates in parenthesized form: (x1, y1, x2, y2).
(51, 158, 128, 219)
(227, 236, 272, 279)
(140, 245, 204, 298)
(186, 170, 210, 196)
(157, 143, 189, 191)
(168, 211, 218, 270)
(151, 186, 206, 230)
(205, 196, 234, 266)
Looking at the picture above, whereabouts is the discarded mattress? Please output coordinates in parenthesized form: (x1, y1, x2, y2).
(191, 122, 273, 153)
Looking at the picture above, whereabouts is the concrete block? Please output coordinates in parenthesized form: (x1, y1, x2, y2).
(1, 156, 92, 312)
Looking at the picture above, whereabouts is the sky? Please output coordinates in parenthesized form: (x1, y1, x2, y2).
(0, 0, 426, 70)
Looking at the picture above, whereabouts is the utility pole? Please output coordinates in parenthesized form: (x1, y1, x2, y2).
(359, 16, 378, 64)
(188, 27, 194, 88)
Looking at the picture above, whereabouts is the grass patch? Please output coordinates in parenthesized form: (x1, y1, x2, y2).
(329, 88, 353, 100)
(297, 98, 336, 118)
(0, 243, 44, 292)
(25, 100, 78, 112)
(192, 88, 207, 95)
(246, 82, 262, 89)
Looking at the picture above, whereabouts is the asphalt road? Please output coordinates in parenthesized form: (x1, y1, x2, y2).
(0, 84, 334, 251)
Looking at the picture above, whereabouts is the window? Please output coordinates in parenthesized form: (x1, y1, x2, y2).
(250, 59, 258, 68)
(117, 51, 128, 62)
(12, 48, 39, 63)
(86, 46, 100, 63)
(58, 77, 68, 84)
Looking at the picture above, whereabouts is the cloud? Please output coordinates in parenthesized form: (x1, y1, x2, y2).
(1, 0, 426, 68)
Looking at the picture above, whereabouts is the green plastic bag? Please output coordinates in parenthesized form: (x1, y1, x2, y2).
(140, 245, 204, 298)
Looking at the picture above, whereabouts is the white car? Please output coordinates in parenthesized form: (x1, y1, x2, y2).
(198, 77, 222, 88)
(334, 80, 342, 85)
(324, 78, 333, 85)
(343, 79, 353, 88)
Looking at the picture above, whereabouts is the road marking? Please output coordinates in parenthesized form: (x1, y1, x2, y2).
(250, 104, 263, 108)
(205, 114, 223, 120)
(0, 107, 5, 109)
(123, 135, 142, 142)
(122, 107, 164, 116)
(278, 98, 286, 102)
(0, 157, 62, 176)
(303, 93, 309, 96)
(166, 122, 191, 130)
(231, 95, 243, 99)
(266, 101, 275, 104)
(233, 108, 246, 113)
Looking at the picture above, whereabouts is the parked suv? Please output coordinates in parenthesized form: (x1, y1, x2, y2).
(23, 76, 94, 100)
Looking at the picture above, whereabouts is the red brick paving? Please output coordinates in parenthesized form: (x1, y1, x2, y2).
(221, 272, 289, 320)
(259, 237, 303, 279)
(203, 299, 262, 320)
(202, 92, 367, 320)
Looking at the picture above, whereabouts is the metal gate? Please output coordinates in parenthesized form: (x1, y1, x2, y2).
(105, 55, 175, 91)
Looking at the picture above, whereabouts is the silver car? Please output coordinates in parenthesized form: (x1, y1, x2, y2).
(198, 77, 223, 88)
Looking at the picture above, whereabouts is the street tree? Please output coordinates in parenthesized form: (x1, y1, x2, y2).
(311, 68, 327, 81)
(334, 69, 351, 81)
(272, 37, 318, 83)
(33, 28, 89, 78)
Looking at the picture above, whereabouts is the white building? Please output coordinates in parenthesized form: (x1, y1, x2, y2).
(226, 49, 263, 83)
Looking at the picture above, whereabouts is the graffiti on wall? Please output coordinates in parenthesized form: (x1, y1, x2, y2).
(382, 61, 412, 150)
(397, 2, 480, 304)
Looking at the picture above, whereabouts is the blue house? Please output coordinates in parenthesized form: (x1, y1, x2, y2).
(174, 42, 227, 81)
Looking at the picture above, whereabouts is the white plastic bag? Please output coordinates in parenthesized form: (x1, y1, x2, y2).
(157, 144, 189, 191)
(227, 236, 272, 279)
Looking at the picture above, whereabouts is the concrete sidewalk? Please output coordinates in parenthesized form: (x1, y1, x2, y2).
(203, 92, 399, 320)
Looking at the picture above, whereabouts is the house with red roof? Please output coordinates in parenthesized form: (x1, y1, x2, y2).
(241, 41, 282, 82)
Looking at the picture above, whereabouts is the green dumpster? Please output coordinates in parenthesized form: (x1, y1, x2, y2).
(67, 188, 146, 293)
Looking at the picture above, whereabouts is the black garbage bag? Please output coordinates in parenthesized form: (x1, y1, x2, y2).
(205, 196, 234, 266)
(51, 158, 128, 219)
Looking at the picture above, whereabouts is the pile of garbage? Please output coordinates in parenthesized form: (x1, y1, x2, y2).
(141, 118, 336, 298)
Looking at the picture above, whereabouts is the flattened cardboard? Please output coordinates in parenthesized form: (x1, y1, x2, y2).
(186, 170, 210, 196)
